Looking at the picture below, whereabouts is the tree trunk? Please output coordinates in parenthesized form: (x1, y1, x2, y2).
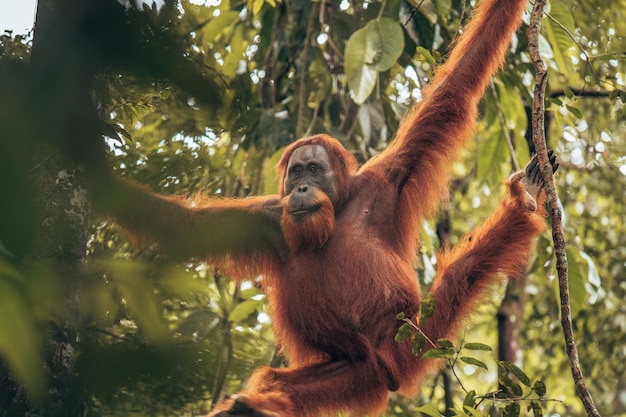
(32, 0, 97, 414)
(497, 277, 527, 369)
(0, 0, 98, 414)
(436, 205, 455, 416)
(32, 146, 89, 417)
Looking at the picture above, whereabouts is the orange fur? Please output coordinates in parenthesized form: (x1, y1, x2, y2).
(422, 179, 546, 354)
(280, 191, 335, 252)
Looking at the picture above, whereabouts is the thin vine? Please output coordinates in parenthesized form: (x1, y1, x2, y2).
(527, 1, 601, 416)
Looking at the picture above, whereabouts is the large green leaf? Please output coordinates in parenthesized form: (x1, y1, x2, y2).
(345, 26, 379, 104)
(544, 0, 576, 74)
(0, 274, 45, 400)
(365, 18, 404, 72)
(229, 298, 264, 322)
(345, 18, 404, 104)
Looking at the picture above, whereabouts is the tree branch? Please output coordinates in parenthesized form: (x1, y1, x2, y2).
(528, 2, 601, 416)
(550, 88, 612, 99)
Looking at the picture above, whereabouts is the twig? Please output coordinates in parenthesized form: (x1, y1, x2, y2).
(376, 0, 388, 20)
(403, 0, 424, 26)
(305, 100, 322, 137)
(401, 318, 437, 348)
(527, 1, 601, 416)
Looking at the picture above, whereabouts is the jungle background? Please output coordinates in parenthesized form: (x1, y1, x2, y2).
(0, 0, 625, 416)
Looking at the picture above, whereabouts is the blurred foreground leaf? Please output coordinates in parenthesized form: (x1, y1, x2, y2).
(0, 261, 45, 401)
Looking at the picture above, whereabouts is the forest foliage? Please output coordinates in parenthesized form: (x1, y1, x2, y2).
(0, 0, 625, 416)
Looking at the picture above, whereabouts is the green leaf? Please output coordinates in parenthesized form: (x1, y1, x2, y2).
(566, 104, 583, 119)
(478, 80, 529, 182)
(437, 338, 454, 348)
(488, 405, 502, 417)
(344, 18, 404, 104)
(499, 366, 524, 396)
(345, 26, 379, 104)
(528, 401, 543, 417)
(578, 250, 601, 288)
(240, 285, 264, 299)
(549, 96, 564, 106)
(419, 292, 436, 324)
(500, 361, 531, 386)
(416, 46, 436, 66)
(250, 0, 265, 15)
(460, 356, 488, 370)
(0, 278, 45, 401)
(412, 333, 427, 355)
(476, 116, 508, 183)
(533, 380, 547, 397)
(365, 18, 404, 72)
(422, 347, 455, 359)
(229, 299, 263, 322)
(414, 403, 442, 417)
(495, 81, 530, 168)
(395, 322, 415, 342)
(465, 406, 486, 417)
(463, 342, 493, 351)
(503, 403, 520, 417)
(463, 389, 476, 409)
(543, 0, 576, 73)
